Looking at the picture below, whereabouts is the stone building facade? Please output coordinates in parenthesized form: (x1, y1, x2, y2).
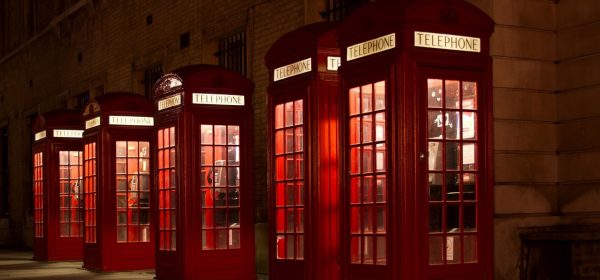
(0, 0, 599, 279)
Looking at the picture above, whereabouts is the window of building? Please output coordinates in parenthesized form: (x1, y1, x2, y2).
(115, 141, 151, 243)
(348, 81, 387, 265)
(215, 32, 246, 76)
(321, 0, 371, 21)
(74, 91, 89, 111)
(0, 126, 8, 216)
(84, 142, 97, 243)
(144, 65, 163, 98)
(273, 100, 305, 260)
(59, 151, 83, 237)
(158, 127, 176, 251)
(200, 124, 241, 250)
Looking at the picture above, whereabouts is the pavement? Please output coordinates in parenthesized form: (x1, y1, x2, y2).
(0, 249, 155, 280)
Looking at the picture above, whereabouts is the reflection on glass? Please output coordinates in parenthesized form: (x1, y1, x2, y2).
(428, 142, 443, 171)
(463, 143, 476, 170)
(374, 81, 385, 110)
(361, 84, 372, 113)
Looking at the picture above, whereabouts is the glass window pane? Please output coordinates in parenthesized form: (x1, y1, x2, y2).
(445, 111, 460, 140)
(445, 80, 460, 109)
(428, 142, 443, 171)
(285, 102, 294, 127)
(275, 130, 284, 154)
(361, 84, 372, 113)
(350, 207, 360, 234)
(462, 112, 477, 140)
(376, 236, 386, 265)
(362, 148, 373, 173)
(427, 79, 443, 108)
(363, 236, 373, 264)
(201, 125, 213, 144)
(127, 142, 138, 157)
(202, 146, 213, 166)
(350, 147, 360, 174)
(464, 235, 478, 263)
(275, 105, 284, 129)
(464, 204, 477, 232)
(376, 176, 386, 203)
(362, 206, 373, 233)
(429, 235, 443, 265)
(376, 207, 386, 233)
(463, 143, 476, 171)
(216, 230, 227, 249)
(362, 115, 373, 143)
(462, 82, 477, 109)
(227, 126, 239, 145)
(286, 235, 295, 259)
(428, 110, 443, 139)
(214, 125, 227, 145)
(429, 204, 442, 233)
(375, 144, 385, 172)
(463, 173, 477, 201)
(349, 87, 360, 116)
(375, 113, 385, 141)
(231, 229, 241, 249)
(446, 236, 461, 264)
(116, 141, 127, 157)
(429, 173, 442, 201)
(362, 176, 373, 203)
(350, 236, 361, 263)
(296, 235, 304, 260)
(294, 100, 303, 125)
(276, 235, 285, 259)
(349, 117, 360, 145)
(350, 177, 360, 204)
(295, 127, 303, 152)
(446, 205, 459, 232)
(374, 81, 385, 111)
(295, 208, 304, 233)
(446, 173, 460, 201)
(446, 142, 460, 170)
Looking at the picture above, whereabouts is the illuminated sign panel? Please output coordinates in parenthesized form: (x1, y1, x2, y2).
(108, 116, 154, 126)
(273, 58, 312, 82)
(347, 33, 396, 61)
(192, 93, 245, 106)
(414, 31, 481, 53)
(53, 129, 83, 138)
(327, 56, 341, 71)
(34, 130, 46, 141)
(85, 117, 101, 130)
(158, 94, 182, 111)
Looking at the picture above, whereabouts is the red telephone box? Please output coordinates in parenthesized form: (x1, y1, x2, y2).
(152, 64, 255, 280)
(81, 92, 156, 271)
(337, 1, 494, 279)
(265, 22, 340, 280)
(32, 109, 84, 261)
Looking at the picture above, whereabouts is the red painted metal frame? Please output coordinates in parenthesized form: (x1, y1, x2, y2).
(32, 109, 84, 261)
(265, 22, 340, 280)
(337, 1, 494, 279)
(81, 92, 156, 271)
(152, 65, 255, 280)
